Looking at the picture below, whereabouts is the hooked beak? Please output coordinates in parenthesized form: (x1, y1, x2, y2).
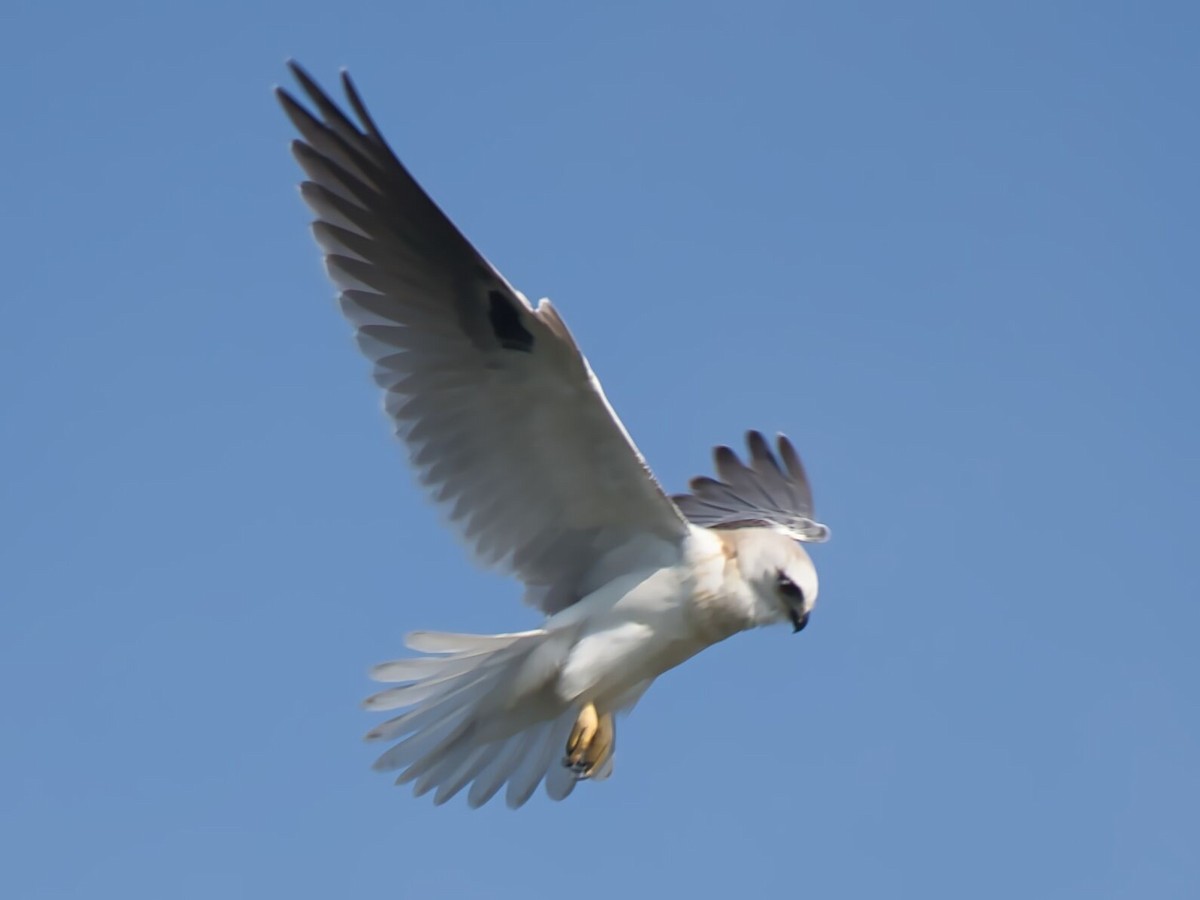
(789, 608, 809, 633)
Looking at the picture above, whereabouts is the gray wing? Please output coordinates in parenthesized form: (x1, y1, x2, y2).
(277, 63, 690, 613)
(672, 431, 830, 542)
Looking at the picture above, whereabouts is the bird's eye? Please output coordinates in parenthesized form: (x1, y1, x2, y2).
(777, 573, 804, 601)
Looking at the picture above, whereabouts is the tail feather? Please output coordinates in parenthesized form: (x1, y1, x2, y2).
(365, 628, 591, 808)
(404, 630, 531, 654)
(372, 704, 473, 773)
(364, 662, 501, 716)
(503, 720, 556, 809)
(369, 651, 505, 684)
(394, 721, 471, 786)
(410, 740, 480, 797)
(362, 677, 469, 712)
(367, 673, 494, 747)
(367, 633, 540, 711)
(370, 633, 535, 684)
(590, 746, 616, 781)
(432, 743, 495, 806)
(505, 714, 576, 809)
(467, 731, 532, 808)
(544, 744, 579, 801)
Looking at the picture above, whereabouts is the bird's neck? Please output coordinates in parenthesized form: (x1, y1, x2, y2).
(684, 529, 757, 644)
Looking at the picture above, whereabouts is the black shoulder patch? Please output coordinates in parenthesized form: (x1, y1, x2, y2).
(487, 290, 535, 352)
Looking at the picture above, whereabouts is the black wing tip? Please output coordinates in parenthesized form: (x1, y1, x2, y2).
(275, 83, 305, 111)
(775, 433, 809, 479)
(276, 62, 329, 126)
(288, 138, 318, 164)
(712, 445, 743, 475)
(744, 429, 804, 471)
(339, 68, 384, 142)
(716, 431, 802, 468)
(282, 61, 359, 123)
(273, 86, 302, 126)
(284, 60, 331, 110)
(285, 58, 319, 88)
(679, 430, 823, 536)
(745, 430, 786, 466)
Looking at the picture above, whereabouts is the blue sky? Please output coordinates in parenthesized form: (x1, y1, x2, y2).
(2, 1, 1197, 897)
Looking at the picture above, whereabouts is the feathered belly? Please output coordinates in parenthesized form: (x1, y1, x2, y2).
(552, 579, 711, 706)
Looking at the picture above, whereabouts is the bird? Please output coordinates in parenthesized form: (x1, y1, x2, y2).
(276, 61, 830, 808)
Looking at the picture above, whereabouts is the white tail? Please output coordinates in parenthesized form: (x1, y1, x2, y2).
(363, 629, 588, 807)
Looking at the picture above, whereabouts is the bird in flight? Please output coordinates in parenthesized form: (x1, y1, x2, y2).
(277, 62, 830, 808)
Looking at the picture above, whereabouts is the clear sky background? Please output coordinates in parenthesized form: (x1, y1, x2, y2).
(2, 1, 1197, 897)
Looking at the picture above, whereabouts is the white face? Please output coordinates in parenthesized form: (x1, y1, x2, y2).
(730, 529, 820, 632)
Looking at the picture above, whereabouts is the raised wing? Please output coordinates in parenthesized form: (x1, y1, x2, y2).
(672, 431, 830, 542)
(277, 63, 690, 613)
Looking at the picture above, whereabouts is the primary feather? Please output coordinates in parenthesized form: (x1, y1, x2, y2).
(277, 62, 690, 617)
(673, 431, 831, 543)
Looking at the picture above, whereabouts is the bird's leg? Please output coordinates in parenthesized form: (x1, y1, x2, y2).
(564, 702, 614, 778)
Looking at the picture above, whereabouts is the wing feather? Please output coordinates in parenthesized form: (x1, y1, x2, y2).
(673, 431, 830, 542)
(278, 63, 690, 613)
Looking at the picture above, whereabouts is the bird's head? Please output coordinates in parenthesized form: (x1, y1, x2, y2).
(722, 528, 819, 633)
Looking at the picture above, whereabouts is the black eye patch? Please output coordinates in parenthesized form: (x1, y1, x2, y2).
(777, 573, 804, 601)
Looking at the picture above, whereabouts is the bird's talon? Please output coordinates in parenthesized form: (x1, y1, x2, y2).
(564, 702, 613, 779)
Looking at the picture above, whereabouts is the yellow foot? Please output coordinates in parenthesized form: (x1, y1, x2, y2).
(564, 702, 613, 779)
